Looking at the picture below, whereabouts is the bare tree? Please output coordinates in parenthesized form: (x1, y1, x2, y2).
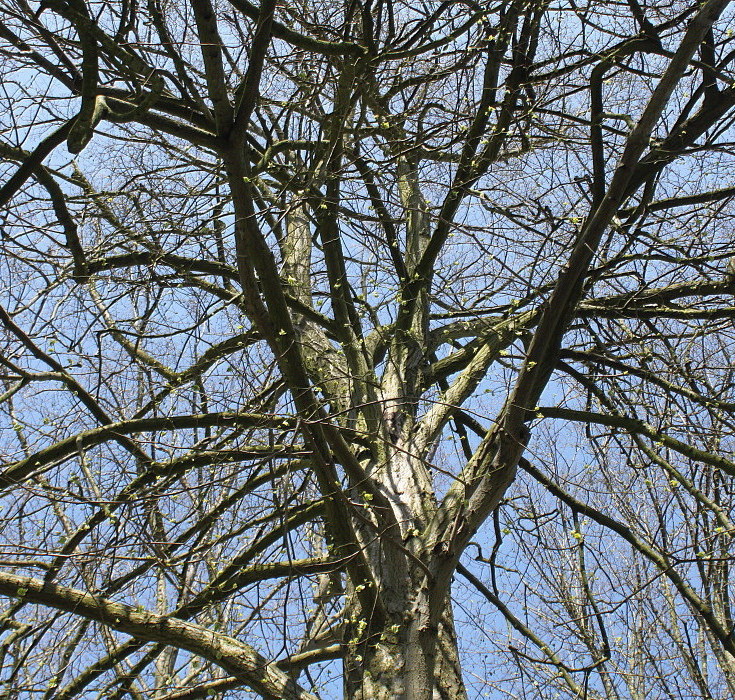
(2, 0, 735, 697)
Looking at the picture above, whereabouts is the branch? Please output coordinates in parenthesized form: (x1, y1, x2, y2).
(230, 0, 276, 142)
(227, 0, 365, 56)
(536, 405, 735, 477)
(536, 406, 735, 476)
(0, 141, 88, 279)
(425, 0, 735, 588)
(0, 120, 73, 210)
(519, 458, 735, 654)
(581, 279, 735, 308)
(560, 348, 735, 412)
(0, 571, 320, 700)
(456, 563, 583, 695)
(191, 0, 234, 134)
(0, 411, 294, 489)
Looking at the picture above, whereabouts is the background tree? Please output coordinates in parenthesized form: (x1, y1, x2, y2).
(2, 0, 735, 697)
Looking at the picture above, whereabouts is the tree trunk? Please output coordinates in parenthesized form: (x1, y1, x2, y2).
(343, 592, 467, 700)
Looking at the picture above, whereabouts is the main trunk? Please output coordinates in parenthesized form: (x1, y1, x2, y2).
(343, 589, 467, 699)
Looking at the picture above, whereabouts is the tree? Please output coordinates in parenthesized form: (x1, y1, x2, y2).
(1, 0, 735, 696)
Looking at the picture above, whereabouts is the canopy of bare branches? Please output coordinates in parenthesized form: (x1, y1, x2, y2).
(2, 0, 735, 697)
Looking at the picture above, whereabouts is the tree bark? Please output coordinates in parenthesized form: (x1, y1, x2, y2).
(344, 592, 467, 700)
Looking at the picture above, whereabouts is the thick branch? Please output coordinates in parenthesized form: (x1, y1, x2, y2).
(0, 571, 320, 700)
